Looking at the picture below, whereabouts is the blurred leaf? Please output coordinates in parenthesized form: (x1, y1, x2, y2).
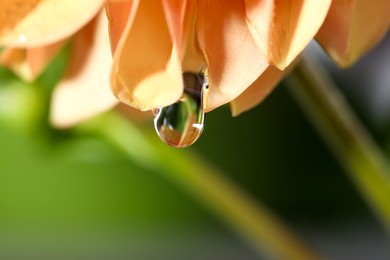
(85, 112, 319, 260)
(0, 67, 42, 133)
(288, 55, 390, 234)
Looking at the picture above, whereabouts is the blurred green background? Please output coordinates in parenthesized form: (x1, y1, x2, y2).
(0, 36, 389, 259)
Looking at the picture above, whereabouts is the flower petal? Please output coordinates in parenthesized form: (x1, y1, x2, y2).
(196, 0, 268, 112)
(161, 0, 205, 73)
(50, 12, 117, 128)
(105, 0, 135, 54)
(116, 103, 151, 122)
(27, 41, 66, 78)
(243, 0, 274, 59)
(161, 0, 188, 56)
(0, 41, 65, 82)
(109, 0, 183, 111)
(316, 0, 390, 67)
(181, 32, 205, 73)
(0, 0, 105, 48)
(245, 0, 331, 69)
(230, 65, 285, 116)
(0, 47, 33, 80)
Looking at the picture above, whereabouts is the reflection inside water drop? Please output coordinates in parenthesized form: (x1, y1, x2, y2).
(154, 70, 208, 148)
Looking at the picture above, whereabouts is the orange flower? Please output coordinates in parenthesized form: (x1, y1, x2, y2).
(1, 0, 389, 126)
(107, 0, 390, 116)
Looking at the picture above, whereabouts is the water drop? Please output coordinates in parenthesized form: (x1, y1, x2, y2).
(154, 70, 208, 148)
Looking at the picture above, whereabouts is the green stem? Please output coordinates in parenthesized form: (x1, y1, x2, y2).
(78, 112, 319, 260)
(287, 54, 390, 232)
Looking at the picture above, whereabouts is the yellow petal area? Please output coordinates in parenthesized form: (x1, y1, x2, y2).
(316, 0, 390, 67)
(230, 65, 285, 116)
(245, 0, 331, 69)
(109, 0, 183, 111)
(197, 0, 268, 112)
(50, 12, 117, 128)
(0, 41, 65, 81)
(0, 0, 105, 48)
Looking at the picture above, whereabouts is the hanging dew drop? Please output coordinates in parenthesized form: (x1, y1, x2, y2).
(154, 70, 208, 148)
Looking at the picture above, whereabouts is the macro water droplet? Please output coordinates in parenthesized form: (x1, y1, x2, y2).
(154, 70, 208, 148)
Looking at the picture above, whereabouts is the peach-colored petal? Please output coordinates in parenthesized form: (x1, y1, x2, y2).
(161, 0, 188, 56)
(162, 0, 206, 73)
(105, 0, 135, 54)
(27, 41, 66, 78)
(181, 1, 205, 72)
(116, 103, 151, 122)
(109, 0, 201, 74)
(230, 65, 285, 116)
(0, 0, 41, 43)
(109, 0, 183, 111)
(244, 0, 274, 59)
(316, 0, 390, 67)
(0, 0, 105, 48)
(196, 0, 268, 112)
(245, 0, 331, 69)
(50, 12, 117, 128)
(0, 42, 65, 81)
(0, 48, 33, 80)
